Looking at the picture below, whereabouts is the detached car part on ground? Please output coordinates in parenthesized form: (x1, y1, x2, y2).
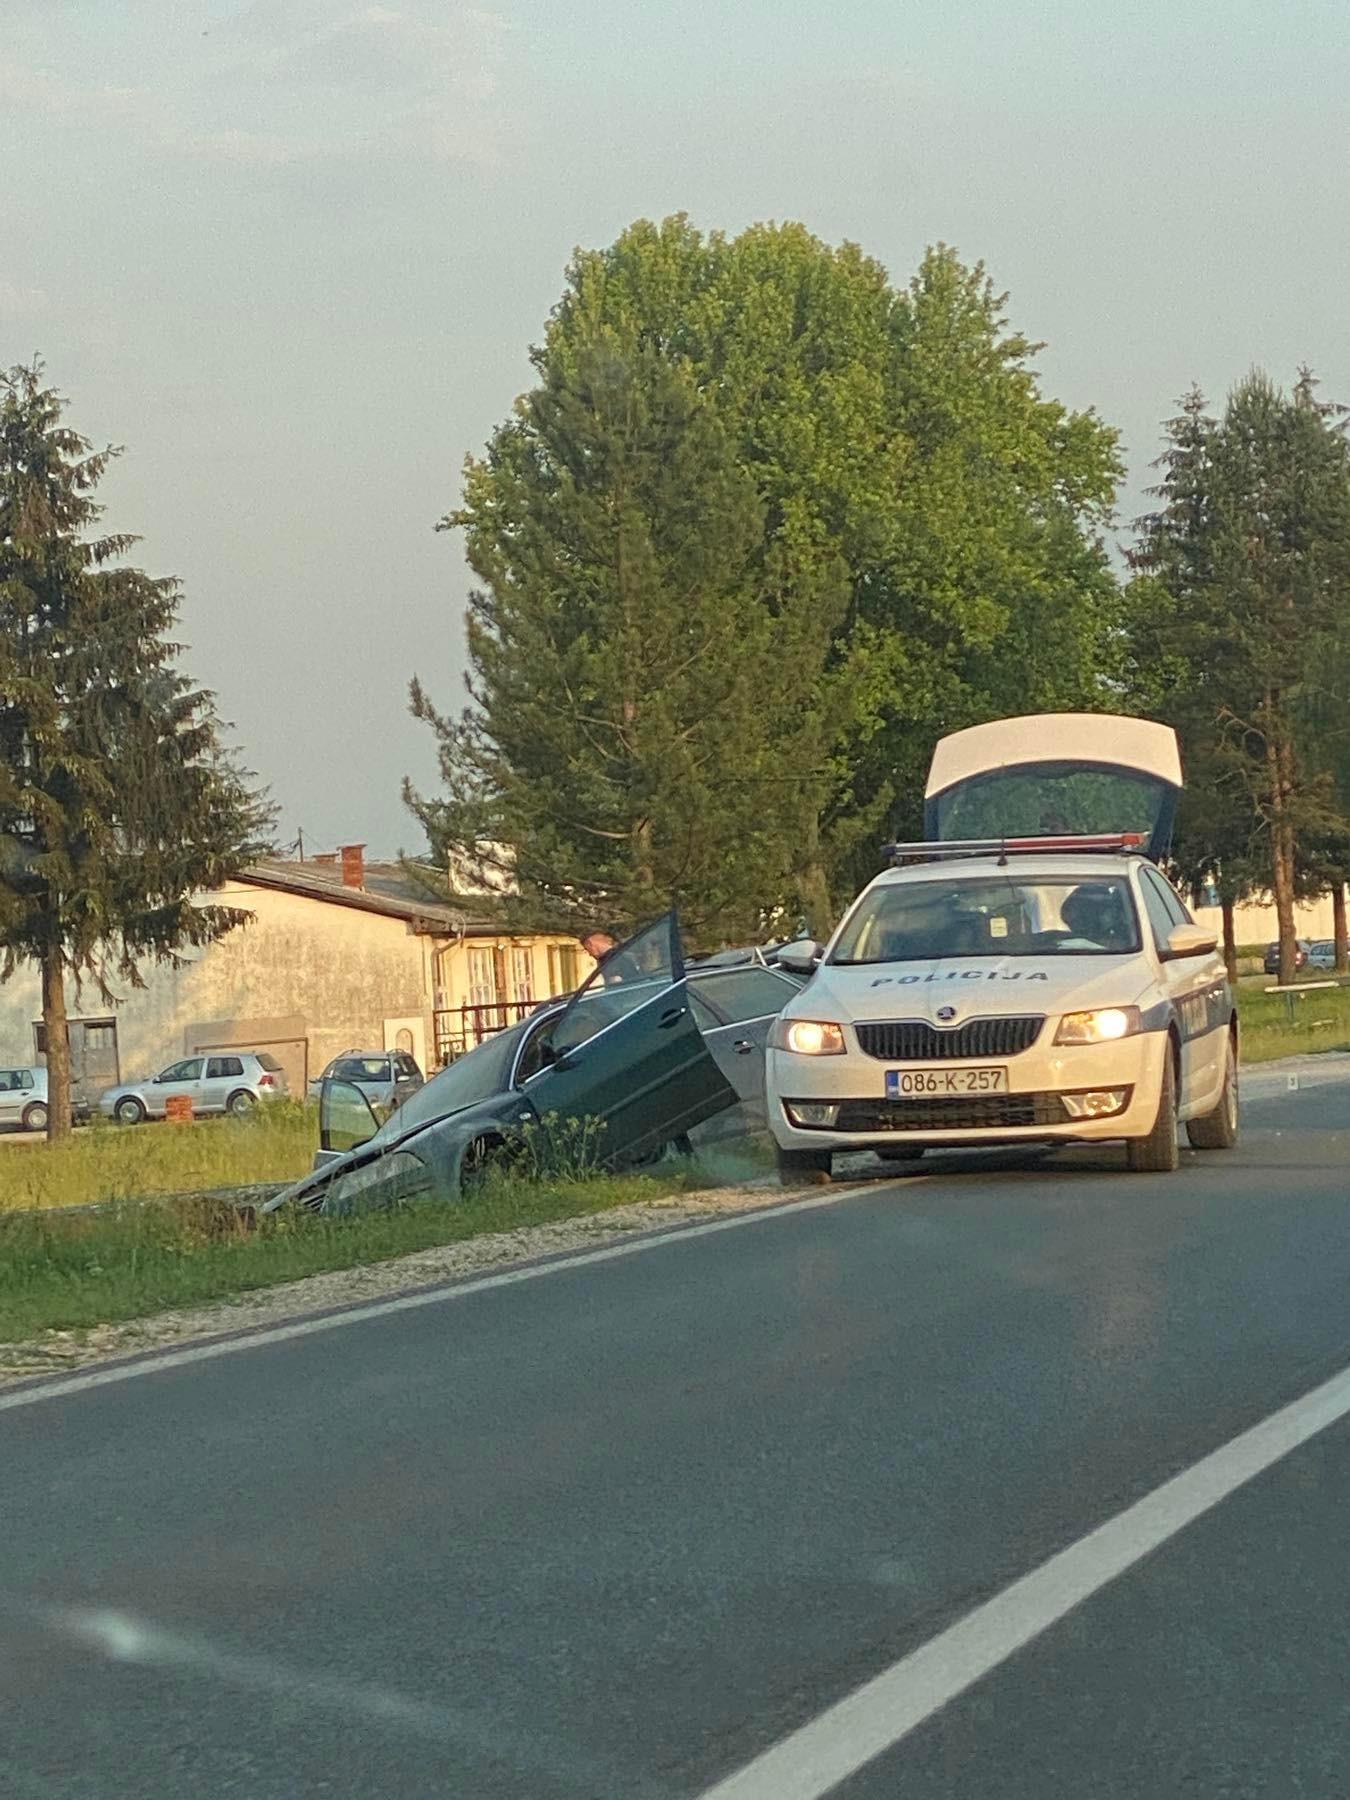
(766, 713, 1239, 1180)
(266, 918, 803, 1216)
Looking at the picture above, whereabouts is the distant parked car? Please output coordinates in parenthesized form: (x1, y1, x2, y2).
(307, 1050, 424, 1118)
(100, 1052, 288, 1124)
(1264, 940, 1311, 976)
(0, 1065, 53, 1133)
(1307, 940, 1338, 972)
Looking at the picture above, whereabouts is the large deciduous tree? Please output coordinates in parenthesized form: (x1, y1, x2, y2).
(0, 362, 273, 1137)
(411, 217, 1123, 939)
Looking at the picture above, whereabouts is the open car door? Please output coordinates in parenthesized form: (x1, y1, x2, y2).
(924, 713, 1182, 863)
(529, 913, 737, 1165)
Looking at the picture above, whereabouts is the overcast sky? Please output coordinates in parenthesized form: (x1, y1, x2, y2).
(4, 0, 1349, 856)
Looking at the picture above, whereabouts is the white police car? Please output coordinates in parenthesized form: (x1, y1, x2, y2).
(767, 714, 1237, 1179)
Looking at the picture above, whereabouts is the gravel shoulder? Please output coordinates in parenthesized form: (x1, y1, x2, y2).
(0, 1179, 796, 1387)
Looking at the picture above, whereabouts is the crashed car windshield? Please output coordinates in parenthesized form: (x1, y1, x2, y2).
(830, 875, 1142, 964)
(360, 1027, 524, 1150)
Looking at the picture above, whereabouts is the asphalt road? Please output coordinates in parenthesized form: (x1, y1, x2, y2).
(3, 1062, 1350, 1798)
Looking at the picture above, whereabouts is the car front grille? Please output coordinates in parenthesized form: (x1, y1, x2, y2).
(831, 1093, 1068, 1133)
(854, 1016, 1044, 1061)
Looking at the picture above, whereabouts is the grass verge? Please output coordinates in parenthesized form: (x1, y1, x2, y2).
(0, 1165, 705, 1344)
(1237, 980, 1350, 1063)
(0, 1103, 319, 1213)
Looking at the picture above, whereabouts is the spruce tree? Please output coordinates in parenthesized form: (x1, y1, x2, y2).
(1128, 373, 1350, 985)
(0, 363, 272, 1137)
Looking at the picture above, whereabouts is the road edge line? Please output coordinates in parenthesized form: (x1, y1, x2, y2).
(0, 1177, 901, 1413)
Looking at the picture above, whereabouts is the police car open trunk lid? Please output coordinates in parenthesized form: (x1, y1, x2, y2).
(923, 714, 1182, 864)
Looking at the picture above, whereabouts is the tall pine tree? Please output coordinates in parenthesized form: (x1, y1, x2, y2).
(0, 363, 273, 1137)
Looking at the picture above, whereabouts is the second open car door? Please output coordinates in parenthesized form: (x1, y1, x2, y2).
(525, 913, 738, 1165)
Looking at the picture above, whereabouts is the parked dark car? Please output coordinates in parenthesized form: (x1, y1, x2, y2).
(266, 915, 803, 1215)
(306, 1049, 424, 1116)
(1264, 940, 1311, 976)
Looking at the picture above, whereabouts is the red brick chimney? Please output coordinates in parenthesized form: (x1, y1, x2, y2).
(339, 843, 366, 890)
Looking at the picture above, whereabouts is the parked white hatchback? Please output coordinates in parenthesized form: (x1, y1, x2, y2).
(0, 1065, 53, 1133)
(767, 714, 1238, 1180)
(99, 1052, 289, 1124)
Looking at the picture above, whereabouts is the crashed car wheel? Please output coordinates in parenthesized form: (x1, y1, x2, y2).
(461, 1135, 518, 1186)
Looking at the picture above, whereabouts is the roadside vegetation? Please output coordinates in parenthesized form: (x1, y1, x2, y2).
(0, 1103, 318, 1214)
(0, 1162, 710, 1343)
(1236, 982, 1350, 1063)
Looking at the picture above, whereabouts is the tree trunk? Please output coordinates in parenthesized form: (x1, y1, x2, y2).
(1335, 883, 1348, 974)
(1266, 710, 1299, 985)
(798, 861, 833, 942)
(1221, 899, 1238, 987)
(40, 944, 74, 1143)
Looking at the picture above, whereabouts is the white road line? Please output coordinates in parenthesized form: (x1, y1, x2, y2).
(697, 1358, 1350, 1800)
(0, 1179, 896, 1414)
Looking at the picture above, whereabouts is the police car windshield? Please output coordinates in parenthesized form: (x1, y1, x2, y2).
(831, 875, 1142, 964)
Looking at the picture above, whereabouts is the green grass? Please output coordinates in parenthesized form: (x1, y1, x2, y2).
(0, 1102, 319, 1213)
(1237, 980, 1350, 1063)
(0, 1164, 703, 1343)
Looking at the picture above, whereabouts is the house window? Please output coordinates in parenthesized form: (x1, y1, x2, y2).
(466, 946, 497, 1010)
(510, 946, 535, 1003)
(547, 943, 579, 996)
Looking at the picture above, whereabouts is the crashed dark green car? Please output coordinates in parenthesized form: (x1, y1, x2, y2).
(265, 915, 803, 1215)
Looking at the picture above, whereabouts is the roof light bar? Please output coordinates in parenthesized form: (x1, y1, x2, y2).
(883, 833, 1146, 867)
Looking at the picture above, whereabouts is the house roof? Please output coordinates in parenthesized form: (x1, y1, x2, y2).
(242, 858, 481, 934)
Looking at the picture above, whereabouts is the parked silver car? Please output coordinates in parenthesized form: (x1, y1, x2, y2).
(1307, 940, 1339, 972)
(307, 1050, 424, 1118)
(100, 1052, 289, 1124)
(0, 1065, 52, 1133)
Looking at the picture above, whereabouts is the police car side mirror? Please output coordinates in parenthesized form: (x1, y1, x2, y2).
(776, 938, 824, 974)
(1161, 923, 1217, 961)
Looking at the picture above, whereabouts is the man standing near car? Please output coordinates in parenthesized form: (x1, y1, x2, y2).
(580, 927, 645, 985)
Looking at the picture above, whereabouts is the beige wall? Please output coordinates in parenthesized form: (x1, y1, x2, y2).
(0, 879, 437, 1094)
(1191, 895, 1338, 948)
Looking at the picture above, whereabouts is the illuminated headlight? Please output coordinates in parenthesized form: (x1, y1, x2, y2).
(785, 1101, 841, 1127)
(770, 1019, 847, 1056)
(1054, 1006, 1142, 1046)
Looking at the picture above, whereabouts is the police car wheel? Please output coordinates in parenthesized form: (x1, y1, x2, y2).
(1186, 1036, 1239, 1151)
(776, 1146, 833, 1184)
(1125, 1052, 1180, 1173)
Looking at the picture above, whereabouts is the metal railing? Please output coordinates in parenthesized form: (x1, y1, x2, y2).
(433, 999, 541, 1065)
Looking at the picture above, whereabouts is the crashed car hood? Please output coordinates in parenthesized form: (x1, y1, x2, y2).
(795, 955, 1153, 1024)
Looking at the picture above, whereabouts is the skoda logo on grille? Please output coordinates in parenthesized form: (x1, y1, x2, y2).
(936, 1005, 957, 1023)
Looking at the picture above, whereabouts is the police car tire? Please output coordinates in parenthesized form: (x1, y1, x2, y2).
(1125, 1052, 1180, 1173)
(777, 1146, 833, 1183)
(1186, 1036, 1239, 1151)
